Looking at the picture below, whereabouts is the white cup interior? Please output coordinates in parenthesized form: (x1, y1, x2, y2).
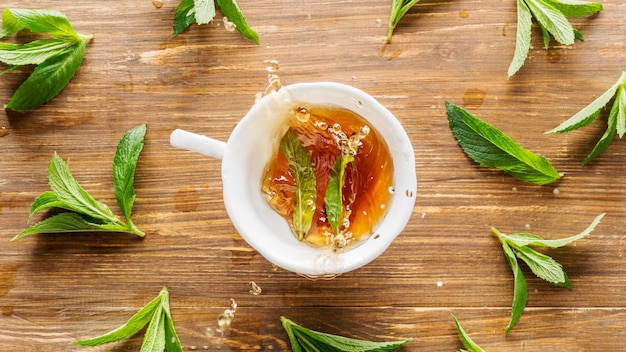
(222, 82, 416, 277)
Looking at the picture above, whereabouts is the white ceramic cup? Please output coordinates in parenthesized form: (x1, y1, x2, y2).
(170, 82, 416, 278)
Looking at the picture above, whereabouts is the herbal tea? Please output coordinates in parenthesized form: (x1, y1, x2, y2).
(261, 104, 394, 250)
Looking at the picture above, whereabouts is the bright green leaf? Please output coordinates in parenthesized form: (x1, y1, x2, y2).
(12, 213, 108, 241)
(387, 0, 421, 42)
(497, 237, 528, 334)
(525, 0, 575, 45)
(140, 306, 166, 352)
(508, 0, 533, 77)
(452, 315, 485, 352)
(0, 38, 72, 66)
(279, 129, 317, 241)
(216, 0, 259, 43)
(504, 213, 605, 248)
(113, 124, 146, 227)
(446, 101, 562, 185)
(515, 245, 571, 288)
(0, 9, 25, 38)
(194, 0, 216, 25)
(2, 8, 79, 41)
(281, 316, 413, 352)
(542, 0, 603, 18)
(5, 40, 87, 110)
(324, 152, 355, 235)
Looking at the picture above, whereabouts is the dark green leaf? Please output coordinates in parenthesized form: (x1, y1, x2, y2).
(446, 101, 562, 185)
(0, 38, 72, 66)
(452, 315, 485, 352)
(324, 152, 354, 235)
(281, 317, 413, 352)
(44, 152, 117, 223)
(542, 0, 603, 18)
(12, 213, 109, 241)
(216, 0, 259, 43)
(113, 124, 146, 227)
(279, 129, 316, 241)
(508, 0, 533, 77)
(5, 40, 87, 110)
(173, 0, 196, 37)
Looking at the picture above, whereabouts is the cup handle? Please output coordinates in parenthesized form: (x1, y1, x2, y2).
(170, 129, 227, 160)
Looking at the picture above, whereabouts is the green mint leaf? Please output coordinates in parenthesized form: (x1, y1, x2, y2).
(446, 101, 562, 185)
(194, 0, 216, 25)
(508, 0, 533, 77)
(546, 72, 626, 134)
(113, 124, 146, 229)
(387, 0, 421, 42)
(0, 38, 73, 65)
(324, 152, 354, 235)
(496, 235, 528, 334)
(2, 9, 79, 41)
(542, 0, 603, 18)
(279, 129, 316, 241)
(75, 287, 182, 351)
(5, 40, 87, 110)
(0, 9, 25, 38)
(452, 316, 485, 352)
(46, 152, 118, 223)
(504, 213, 605, 248)
(12, 213, 109, 241)
(281, 317, 413, 352)
(173, 0, 196, 37)
(617, 86, 626, 138)
(515, 245, 571, 288)
(0, 9, 92, 110)
(525, 0, 575, 45)
(582, 91, 619, 164)
(28, 191, 63, 220)
(216, 0, 259, 43)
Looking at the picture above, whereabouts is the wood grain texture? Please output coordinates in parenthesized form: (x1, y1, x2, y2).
(1, 0, 625, 350)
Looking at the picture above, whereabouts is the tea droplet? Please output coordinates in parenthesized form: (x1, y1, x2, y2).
(206, 327, 214, 338)
(152, 0, 163, 8)
(436, 280, 444, 287)
(333, 234, 347, 251)
(296, 107, 311, 122)
(222, 17, 237, 32)
(553, 188, 560, 195)
(359, 125, 370, 139)
(388, 186, 395, 194)
(351, 75, 358, 81)
(315, 121, 328, 130)
(263, 59, 279, 72)
(249, 281, 262, 295)
(332, 123, 342, 133)
(375, 19, 382, 27)
(229, 298, 238, 311)
(267, 73, 282, 93)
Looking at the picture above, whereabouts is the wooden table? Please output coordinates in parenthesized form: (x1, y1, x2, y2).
(1, 0, 624, 350)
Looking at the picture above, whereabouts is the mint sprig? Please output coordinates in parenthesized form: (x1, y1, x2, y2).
(387, 0, 421, 42)
(0, 8, 93, 110)
(324, 150, 355, 235)
(12, 124, 146, 241)
(74, 286, 182, 352)
(492, 213, 605, 333)
(446, 101, 562, 185)
(281, 316, 414, 352)
(173, 0, 259, 43)
(508, 0, 603, 77)
(452, 315, 485, 352)
(546, 71, 626, 165)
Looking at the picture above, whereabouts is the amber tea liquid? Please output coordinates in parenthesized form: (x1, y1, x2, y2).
(262, 104, 394, 248)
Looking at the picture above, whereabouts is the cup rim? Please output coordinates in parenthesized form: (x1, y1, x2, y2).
(221, 82, 417, 277)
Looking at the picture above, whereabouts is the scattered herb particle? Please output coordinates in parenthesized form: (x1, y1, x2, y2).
(0, 8, 93, 110)
(492, 213, 605, 333)
(446, 101, 562, 185)
(387, 0, 421, 42)
(12, 125, 146, 241)
(172, 0, 259, 43)
(74, 286, 182, 352)
(281, 316, 414, 352)
(452, 315, 486, 352)
(508, 0, 603, 77)
(546, 71, 626, 165)
(279, 129, 317, 241)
